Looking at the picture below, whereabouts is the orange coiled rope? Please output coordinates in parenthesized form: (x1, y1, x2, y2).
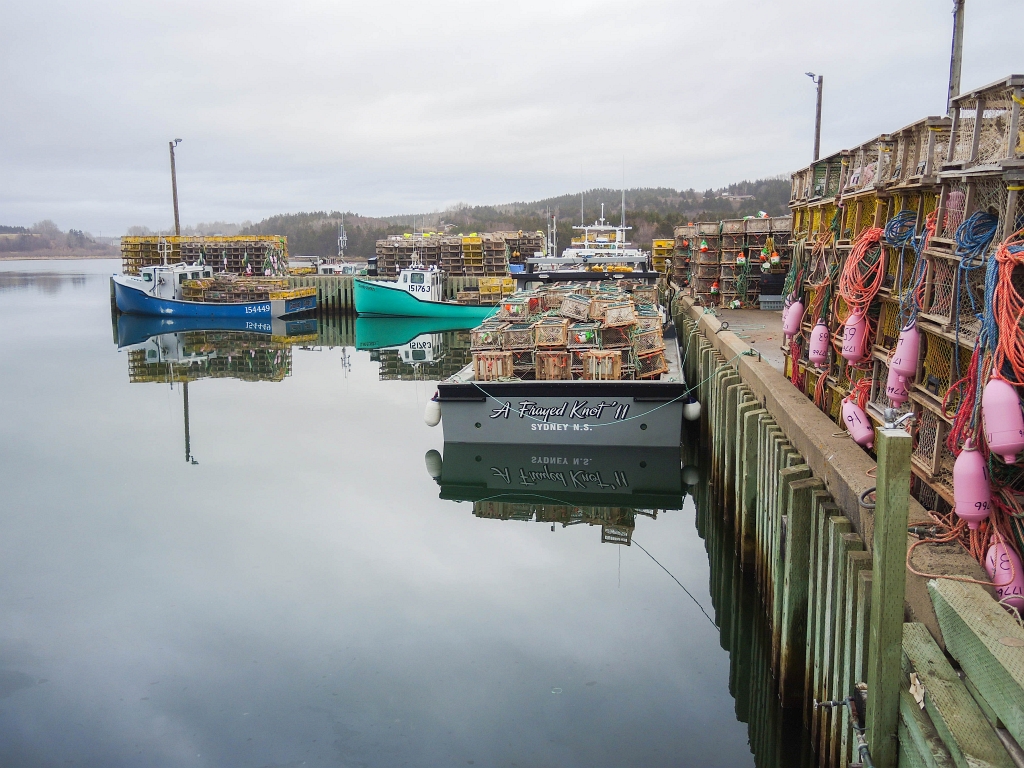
(838, 227, 885, 315)
(992, 227, 1024, 384)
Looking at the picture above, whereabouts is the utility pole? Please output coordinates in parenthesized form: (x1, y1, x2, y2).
(947, 0, 965, 116)
(169, 138, 182, 236)
(806, 73, 823, 162)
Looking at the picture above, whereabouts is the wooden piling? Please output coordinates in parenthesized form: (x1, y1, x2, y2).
(866, 428, 912, 768)
(780, 476, 824, 707)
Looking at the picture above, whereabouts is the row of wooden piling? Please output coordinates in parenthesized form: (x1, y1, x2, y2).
(678, 310, 1024, 768)
(285, 274, 486, 313)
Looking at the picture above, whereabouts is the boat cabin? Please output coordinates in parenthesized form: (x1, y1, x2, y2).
(397, 267, 444, 302)
(137, 263, 214, 301)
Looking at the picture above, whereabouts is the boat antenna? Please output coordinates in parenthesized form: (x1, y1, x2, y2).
(621, 157, 626, 228)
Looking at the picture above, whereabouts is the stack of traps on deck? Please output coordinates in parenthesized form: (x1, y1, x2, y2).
(180, 275, 316, 303)
(469, 283, 666, 381)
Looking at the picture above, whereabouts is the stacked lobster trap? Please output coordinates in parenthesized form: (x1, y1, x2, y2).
(376, 231, 529, 278)
(784, 73, 1024, 581)
(120, 236, 289, 276)
(672, 217, 792, 308)
(468, 282, 666, 381)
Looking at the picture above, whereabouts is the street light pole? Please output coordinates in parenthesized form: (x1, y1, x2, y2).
(947, 0, 965, 116)
(806, 73, 823, 162)
(169, 138, 182, 236)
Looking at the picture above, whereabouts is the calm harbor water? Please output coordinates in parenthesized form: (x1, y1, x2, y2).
(0, 259, 795, 767)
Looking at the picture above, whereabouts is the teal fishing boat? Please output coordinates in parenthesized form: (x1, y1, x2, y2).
(354, 267, 497, 320)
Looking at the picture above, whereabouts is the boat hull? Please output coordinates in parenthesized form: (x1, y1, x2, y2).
(113, 279, 316, 319)
(436, 379, 685, 447)
(354, 278, 497, 320)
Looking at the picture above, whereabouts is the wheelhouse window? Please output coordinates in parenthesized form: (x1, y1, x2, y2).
(142, 273, 153, 282)
(411, 273, 424, 284)
(178, 274, 186, 285)
(402, 274, 408, 283)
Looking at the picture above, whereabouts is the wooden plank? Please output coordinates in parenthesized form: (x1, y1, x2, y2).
(734, 394, 758, 549)
(804, 492, 836, 729)
(773, 463, 811, 677)
(929, 579, 1024, 747)
(823, 536, 864, 768)
(740, 408, 768, 566)
(839, 550, 872, 767)
(723, 382, 741, 510)
(899, 690, 956, 768)
(780, 476, 825, 707)
(816, 516, 852, 757)
(866, 428, 913, 768)
(901, 622, 1013, 768)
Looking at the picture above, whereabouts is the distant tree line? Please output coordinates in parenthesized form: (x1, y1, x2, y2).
(0, 220, 113, 253)
(236, 178, 791, 259)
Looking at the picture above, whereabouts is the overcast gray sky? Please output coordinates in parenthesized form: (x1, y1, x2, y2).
(0, 0, 1019, 234)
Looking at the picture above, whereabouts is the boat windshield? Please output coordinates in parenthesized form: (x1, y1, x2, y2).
(411, 273, 425, 284)
(142, 273, 152, 282)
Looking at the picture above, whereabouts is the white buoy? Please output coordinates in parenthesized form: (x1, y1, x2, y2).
(682, 465, 700, 486)
(424, 395, 441, 427)
(683, 398, 701, 422)
(424, 449, 442, 479)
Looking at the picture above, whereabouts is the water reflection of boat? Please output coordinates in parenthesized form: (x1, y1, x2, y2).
(117, 313, 318, 348)
(425, 443, 683, 544)
(356, 316, 476, 381)
(117, 314, 317, 384)
(355, 316, 478, 350)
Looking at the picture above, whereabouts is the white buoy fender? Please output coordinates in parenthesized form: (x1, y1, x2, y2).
(682, 465, 700, 486)
(424, 394, 441, 427)
(424, 449, 443, 479)
(683, 398, 701, 422)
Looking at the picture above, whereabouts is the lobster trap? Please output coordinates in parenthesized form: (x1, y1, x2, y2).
(567, 322, 600, 349)
(498, 296, 541, 321)
(581, 349, 622, 380)
(636, 350, 668, 379)
(631, 285, 658, 306)
(632, 328, 665, 355)
(534, 318, 569, 348)
(501, 323, 536, 351)
(471, 323, 507, 351)
(601, 302, 637, 328)
(558, 294, 593, 321)
(600, 326, 633, 350)
(946, 75, 1024, 172)
(473, 351, 514, 381)
(535, 351, 572, 380)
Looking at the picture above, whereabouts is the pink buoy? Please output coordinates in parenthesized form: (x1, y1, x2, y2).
(982, 377, 1024, 464)
(808, 320, 829, 367)
(953, 439, 991, 530)
(890, 323, 920, 383)
(885, 363, 910, 405)
(841, 311, 868, 363)
(985, 538, 1024, 611)
(782, 300, 804, 339)
(842, 398, 874, 448)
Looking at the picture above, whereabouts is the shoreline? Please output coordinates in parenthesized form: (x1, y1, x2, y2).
(0, 251, 119, 261)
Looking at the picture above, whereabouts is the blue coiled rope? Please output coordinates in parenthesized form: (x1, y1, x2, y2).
(953, 211, 1000, 376)
(884, 210, 926, 329)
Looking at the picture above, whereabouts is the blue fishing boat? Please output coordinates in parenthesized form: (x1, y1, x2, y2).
(354, 267, 497, 320)
(113, 263, 316, 319)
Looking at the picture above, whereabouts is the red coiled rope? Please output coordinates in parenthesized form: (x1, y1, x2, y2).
(838, 227, 885, 314)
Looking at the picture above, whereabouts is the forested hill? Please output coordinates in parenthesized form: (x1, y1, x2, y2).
(240, 177, 791, 259)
